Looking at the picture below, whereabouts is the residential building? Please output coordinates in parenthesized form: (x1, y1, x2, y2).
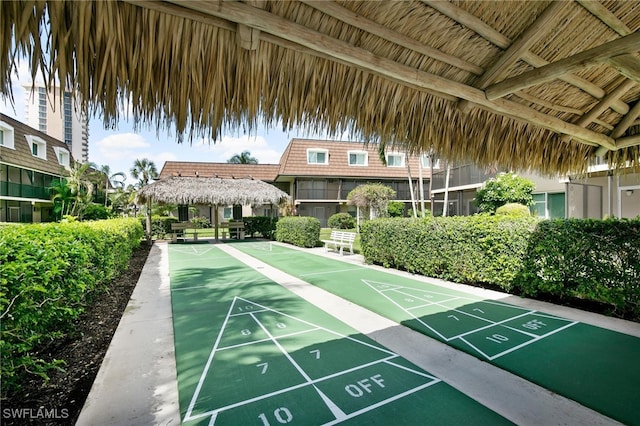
(0, 114, 73, 222)
(159, 139, 432, 226)
(430, 161, 640, 219)
(24, 84, 89, 162)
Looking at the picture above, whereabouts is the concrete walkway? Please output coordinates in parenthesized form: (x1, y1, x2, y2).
(77, 240, 640, 425)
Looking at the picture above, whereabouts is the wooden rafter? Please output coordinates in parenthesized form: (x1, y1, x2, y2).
(608, 54, 640, 84)
(486, 32, 640, 100)
(163, 0, 617, 149)
(575, 78, 636, 128)
(612, 100, 640, 138)
(458, 1, 569, 113)
(576, 0, 633, 36)
(425, 0, 629, 115)
(301, 0, 484, 75)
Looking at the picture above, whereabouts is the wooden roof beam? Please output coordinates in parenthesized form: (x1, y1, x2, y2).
(608, 54, 640, 84)
(574, 78, 635, 128)
(170, 0, 616, 150)
(458, 1, 569, 113)
(301, 0, 483, 75)
(576, 0, 633, 36)
(611, 100, 640, 139)
(486, 32, 640, 100)
(426, 0, 629, 115)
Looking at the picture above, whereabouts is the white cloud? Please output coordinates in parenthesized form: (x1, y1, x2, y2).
(195, 134, 283, 163)
(95, 133, 150, 161)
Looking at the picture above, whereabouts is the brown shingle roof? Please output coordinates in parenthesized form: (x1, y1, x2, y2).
(159, 161, 280, 181)
(277, 139, 427, 179)
(0, 113, 73, 177)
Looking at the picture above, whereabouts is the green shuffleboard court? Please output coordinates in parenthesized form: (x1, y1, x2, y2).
(168, 244, 512, 425)
(231, 241, 640, 425)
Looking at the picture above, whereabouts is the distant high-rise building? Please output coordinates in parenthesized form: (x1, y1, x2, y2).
(24, 85, 89, 162)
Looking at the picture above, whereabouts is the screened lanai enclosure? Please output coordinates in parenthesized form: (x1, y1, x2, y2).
(2, 1, 640, 176)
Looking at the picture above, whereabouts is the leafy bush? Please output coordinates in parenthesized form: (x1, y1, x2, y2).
(387, 201, 405, 217)
(275, 216, 320, 247)
(361, 216, 538, 291)
(328, 213, 356, 229)
(243, 216, 278, 239)
(474, 172, 535, 214)
(140, 216, 179, 239)
(190, 216, 211, 229)
(82, 203, 112, 220)
(0, 218, 143, 392)
(495, 203, 531, 217)
(516, 218, 640, 319)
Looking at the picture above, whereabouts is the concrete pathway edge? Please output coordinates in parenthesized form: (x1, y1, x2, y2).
(76, 242, 180, 426)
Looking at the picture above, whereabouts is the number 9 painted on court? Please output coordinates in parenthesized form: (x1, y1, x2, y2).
(258, 407, 293, 425)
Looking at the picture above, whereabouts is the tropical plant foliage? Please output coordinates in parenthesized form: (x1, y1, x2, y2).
(227, 150, 258, 164)
(0, 218, 143, 392)
(347, 183, 396, 219)
(474, 172, 535, 214)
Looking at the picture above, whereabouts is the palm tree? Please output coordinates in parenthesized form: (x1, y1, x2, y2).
(88, 163, 127, 206)
(227, 151, 258, 164)
(131, 158, 158, 240)
(130, 158, 158, 188)
(66, 161, 95, 218)
(49, 178, 73, 219)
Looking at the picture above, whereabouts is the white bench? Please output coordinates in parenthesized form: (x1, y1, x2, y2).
(322, 231, 356, 255)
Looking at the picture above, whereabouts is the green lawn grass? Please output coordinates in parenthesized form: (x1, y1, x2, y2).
(320, 228, 361, 253)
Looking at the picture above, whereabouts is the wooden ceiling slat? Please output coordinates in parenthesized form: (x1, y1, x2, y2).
(172, 0, 616, 149)
(612, 100, 640, 138)
(608, 54, 640, 84)
(486, 32, 640, 100)
(577, 0, 633, 36)
(301, 0, 484, 75)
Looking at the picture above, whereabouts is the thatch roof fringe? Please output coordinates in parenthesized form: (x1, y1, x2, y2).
(3, 1, 640, 175)
(136, 176, 289, 206)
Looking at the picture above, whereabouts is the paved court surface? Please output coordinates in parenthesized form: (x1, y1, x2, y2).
(169, 244, 512, 425)
(78, 240, 640, 425)
(231, 241, 640, 426)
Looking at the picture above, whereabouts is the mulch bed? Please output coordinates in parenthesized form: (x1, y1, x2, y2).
(1, 242, 151, 425)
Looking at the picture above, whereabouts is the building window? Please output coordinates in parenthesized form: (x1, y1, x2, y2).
(386, 153, 404, 167)
(25, 135, 47, 160)
(348, 151, 368, 166)
(421, 154, 440, 169)
(307, 149, 328, 165)
(0, 121, 15, 149)
(223, 207, 233, 219)
(53, 147, 71, 168)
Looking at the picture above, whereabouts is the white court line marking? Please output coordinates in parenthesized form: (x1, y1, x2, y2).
(322, 380, 441, 426)
(384, 360, 440, 381)
(363, 279, 579, 359)
(217, 328, 320, 351)
(229, 308, 269, 316)
(184, 296, 398, 422)
(300, 267, 363, 277)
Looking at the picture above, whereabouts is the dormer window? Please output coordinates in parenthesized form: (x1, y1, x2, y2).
(348, 151, 368, 166)
(307, 148, 328, 165)
(386, 153, 404, 167)
(0, 121, 15, 149)
(26, 135, 47, 160)
(54, 146, 71, 168)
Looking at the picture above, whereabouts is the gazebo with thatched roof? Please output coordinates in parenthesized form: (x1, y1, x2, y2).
(137, 176, 289, 241)
(3, 1, 640, 176)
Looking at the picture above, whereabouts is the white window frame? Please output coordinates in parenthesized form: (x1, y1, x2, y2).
(348, 150, 368, 166)
(307, 148, 329, 165)
(0, 121, 15, 149)
(386, 153, 405, 167)
(420, 154, 441, 169)
(25, 135, 47, 160)
(53, 146, 71, 169)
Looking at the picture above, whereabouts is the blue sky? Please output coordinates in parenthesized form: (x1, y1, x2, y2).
(1, 61, 342, 184)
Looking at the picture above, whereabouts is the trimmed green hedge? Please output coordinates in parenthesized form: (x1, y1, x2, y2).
(140, 215, 179, 239)
(360, 216, 639, 319)
(275, 216, 320, 248)
(244, 216, 279, 239)
(328, 213, 356, 229)
(361, 216, 537, 291)
(517, 218, 640, 318)
(0, 218, 143, 392)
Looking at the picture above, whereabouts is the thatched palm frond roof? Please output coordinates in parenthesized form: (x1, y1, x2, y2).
(2, 1, 640, 175)
(136, 176, 289, 206)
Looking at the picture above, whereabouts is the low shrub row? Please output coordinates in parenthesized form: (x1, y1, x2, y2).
(275, 216, 320, 247)
(0, 218, 143, 393)
(360, 216, 640, 319)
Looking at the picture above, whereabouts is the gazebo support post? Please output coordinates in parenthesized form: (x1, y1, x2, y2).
(214, 204, 219, 242)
